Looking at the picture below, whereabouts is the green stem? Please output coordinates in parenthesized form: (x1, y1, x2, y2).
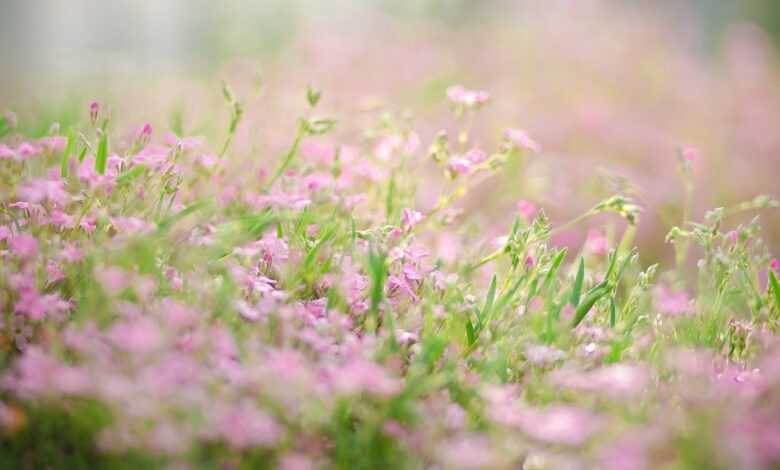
(266, 120, 306, 189)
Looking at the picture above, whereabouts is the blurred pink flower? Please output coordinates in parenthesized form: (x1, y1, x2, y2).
(681, 146, 699, 162)
(549, 364, 650, 398)
(333, 359, 401, 396)
(653, 285, 694, 316)
(89, 101, 100, 123)
(401, 208, 424, 230)
(446, 85, 489, 108)
(514, 405, 602, 446)
(504, 128, 541, 153)
(9, 234, 38, 259)
(214, 399, 281, 450)
(17, 178, 70, 206)
(524, 344, 566, 367)
(517, 200, 537, 220)
(586, 229, 609, 256)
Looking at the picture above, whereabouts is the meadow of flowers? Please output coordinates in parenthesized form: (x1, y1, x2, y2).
(2, 2, 780, 469)
(0, 79, 778, 469)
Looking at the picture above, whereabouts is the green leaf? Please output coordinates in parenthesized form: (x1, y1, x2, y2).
(465, 316, 477, 346)
(156, 198, 212, 233)
(609, 297, 617, 328)
(571, 257, 585, 306)
(368, 250, 388, 318)
(572, 283, 608, 327)
(60, 129, 75, 177)
(542, 248, 567, 293)
(115, 164, 146, 185)
(480, 275, 498, 328)
(492, 273, 528, 318)
(306, 85, 322, 107)
(769, 270, 780, 313)
(386, 173, 396, 221)
(95, 132, 108, 175)
(303, 223, 338, 271)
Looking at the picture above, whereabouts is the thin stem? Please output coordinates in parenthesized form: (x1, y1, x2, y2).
(266, 120, 306, 190)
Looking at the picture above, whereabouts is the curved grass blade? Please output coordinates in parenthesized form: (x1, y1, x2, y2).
(572, 282, 608, 327)
(95, 132, 108, 174)
(571, 257, 585, 306)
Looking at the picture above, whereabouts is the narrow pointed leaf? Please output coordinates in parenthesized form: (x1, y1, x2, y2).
(571, 257, 585, 306)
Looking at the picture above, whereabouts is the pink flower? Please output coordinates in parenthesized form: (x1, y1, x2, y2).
(46, 260, 65, 283)
(163, 132, 204, 150)
(9, 234, 38, 259)
(401, 208, 424, 230)
(653, 285, 693, 316)
(279, 453, 315, 470)
(48, 209, 74, 229)
(524, 344, 566, 367)
(108, 317, 163, 355)
(681, 146, 699, 162)
(447, 157, 473, 175)
(504, 128, 541, 153)
(16, 142, 41, 158)
(89, 101, 100, 123)
(549, 364, 650, 399)
(110, 217, 155, 236)
(214, 399, 281, 449)
(95, 266, 129, 295)
(14, 290, 70, 321)
(446, 85, 490, 108)
(0, 144, 15, 160)
(514, 405, 602, 446)
(437, 434, 501, 469)
(333, 359, 401, 396)
(585, 229, 609, 256)
(517, 200, 537, 220)
(770, 258, 779, 272)
(60, 244, 83, 263)
(17, 178, 70, 206)
(39, 136, 67, 153)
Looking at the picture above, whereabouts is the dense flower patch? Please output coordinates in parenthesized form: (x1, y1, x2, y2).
(0, 85, 779, 469)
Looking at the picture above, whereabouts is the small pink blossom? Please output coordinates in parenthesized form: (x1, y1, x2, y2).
(653, 285, 694, 316)
(585, 229, 609, 256)
(514, 405, 602, 447)
(504, 128, 541, 153)
(446, 85, 489, 108)
(333, 359, 401, 396)
(447, 156, 473, 175)
(524, 344, 566, 367)
(9, 234, 38, 259)
(214, 400, 281, 449)
(89, 101, 100, 123)
(517, 200, 537, 220)
(16, 178, 70, 206)
(682, 146, 699, 162)
(401, 208, 424, 230)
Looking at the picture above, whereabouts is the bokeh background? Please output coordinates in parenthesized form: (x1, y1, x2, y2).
(1, 0, 779, 262)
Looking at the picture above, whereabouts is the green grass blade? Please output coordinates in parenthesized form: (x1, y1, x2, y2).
(60, 129, 75, 177)
(95, 132, 108, 175)
(542, 248, 567, 293)
(480, 274, 498, 328)
(368, 250, 387, 318)
(609, 297, 617, 328)
(116, 164, 146, 185)
(769, 270, 780, 313)
(571, 257, 584, 306)
(572, 284, 608, 327)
